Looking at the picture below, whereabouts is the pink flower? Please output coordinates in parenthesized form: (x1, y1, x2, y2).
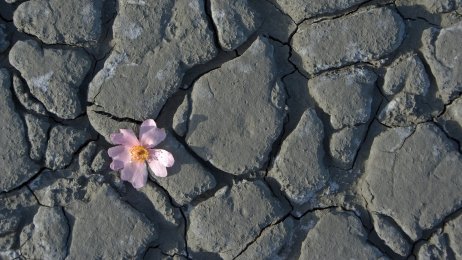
(107, 119, 174, 189)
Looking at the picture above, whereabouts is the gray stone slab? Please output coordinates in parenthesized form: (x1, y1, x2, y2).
(211, 0, 261, 51)
(379, 54, 435, 127)
(121, 182, 186, 256)
(9, 40, 91, 119)
(24, 114, 49, 162)
(151, 134, 217, 206)
(187, 180, 289, 259)
(291, 7, 404, 75)
(309, 67, 377, 129)
(362, 123, 462, 240)
(252, 0, 297, 43)
(186, 37, 287, 175)
(382, 53, 430, 96)
(20, 207, 69, 260)
(14, 0, 103, 44)
(0, 69, 40, 192)
(173, 96, 190, 137)
(300, 210, 385, 259)
(87, 107, 138, 142)
(235, 217, 295, 260)
(268, 108, 329, 205)
(446, 215, 462, 258)
(67, 186, 157, 259)
(12, 74, 48, 116)
(371, 213, 411, 257)
(0, 187, 38, 254)
(329, 125, 367, 169)
(416, 229, 452, 259)
(422, 22, 462, 103)
(30, 143, 102, 207)
(437, 97, 462, 150)
(45, 122, 94, 170)
(88, 0, 217, 123)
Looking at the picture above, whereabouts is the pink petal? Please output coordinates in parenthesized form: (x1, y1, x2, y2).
(121, 162, 148, 189)
(107, 145, 130, 163)
(141, 119, 157, 128)
(110, 160, 124, 171)
(150, 149, 174, 167)
(139, 120, 166, 148)
(110, 129, 140, 146)
(148, 159, 168, 177)
(131, 164, 149, 189)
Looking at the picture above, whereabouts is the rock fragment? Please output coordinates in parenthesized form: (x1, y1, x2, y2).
(172, 96, 190, 137)
(436, 97, 462, 149)
(91, 149, 110, 173)
(396, 0, 461, 24)
(121, 182, 186, 255)
(446, 215, 462, 258)
(29, 143, 102, 207)
(151, 134, 216, 206)
(14, 0, 103, 44)
(299, 210, 385, 259)
(12, 74, 48, 116)
(87, 107, 139, 142)
(362, 123, 462, 240)
(67, 186, 157, 259)
(88, 0, 216, 123)
(236, 218, 295, 260)
(24, 114, 50, 161)
(309, 67, 377, 129)
(186, 37, 287, 174)
(187, 180, 289, 259)
(371, 213, 411, 257)
(378, 53, 435, 126)
(9, 40, 92, 119)
(382, 54, 430, 96)
(329, 125, 367, 169)
(291, 8, 404, 75)
(210, 0, 261, 51)
(0, 69, 40, 192)
(270, 0, 368, 23)
(416, 229, 452, 259)
(422, 22, 462, 103)
(45, 122, 94, 170)
(20, 207, 69, 260)
(268, 109, 329, 205)
(252, 0, 296, 42)
(0, 187, 38, 255)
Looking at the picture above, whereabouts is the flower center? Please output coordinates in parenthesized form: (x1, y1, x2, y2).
(130, 145, 149, 162)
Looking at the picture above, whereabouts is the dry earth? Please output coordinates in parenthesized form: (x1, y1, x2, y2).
(1, 0, 462, 259)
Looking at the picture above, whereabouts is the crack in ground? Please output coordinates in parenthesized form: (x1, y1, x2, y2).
(232, 212, 292, 259)
(61, 207, 72, 259)
(409, 206, 462, 257)
(203, 0, 222, 52)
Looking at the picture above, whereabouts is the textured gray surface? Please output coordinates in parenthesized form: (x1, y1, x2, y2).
(1, 0, 462, 259)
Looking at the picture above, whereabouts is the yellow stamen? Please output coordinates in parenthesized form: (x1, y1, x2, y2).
(130, 145, 149, 162)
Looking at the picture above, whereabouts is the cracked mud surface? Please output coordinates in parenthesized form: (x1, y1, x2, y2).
(1, 0, 462, 259)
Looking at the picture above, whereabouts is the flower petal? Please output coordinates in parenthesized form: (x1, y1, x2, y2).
(148, 159, 168, 177)
(141, 119, 157, 128)
(107, 145, 130, 163)
(110, 160, 124, 171)
(150, 149, 174, 167)
(139, 120, 166, 148)
(131, 164, 148, 189)
(110, 129, 140, 146)
(121, 162, 148, 189)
